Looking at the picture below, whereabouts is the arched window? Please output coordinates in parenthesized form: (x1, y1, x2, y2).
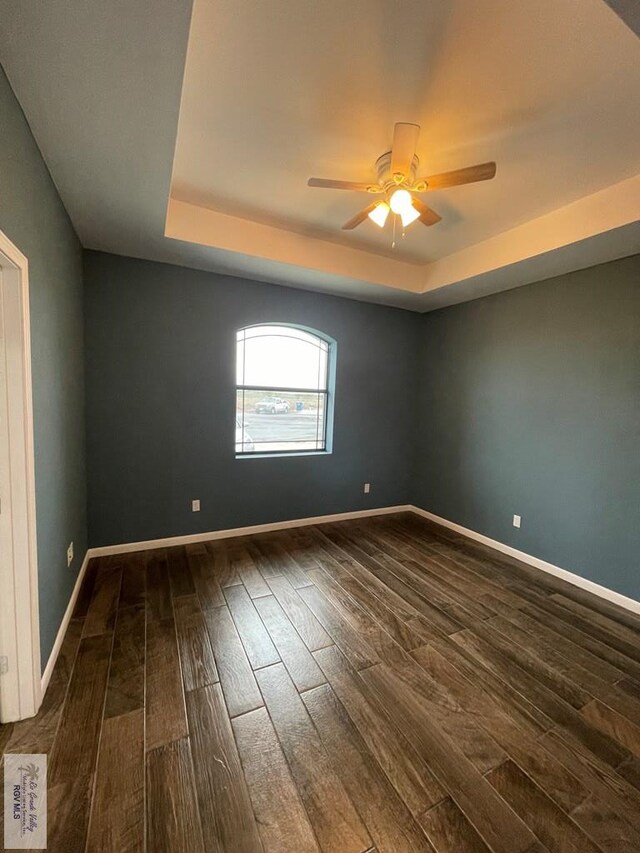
(236, 324, 333, 455)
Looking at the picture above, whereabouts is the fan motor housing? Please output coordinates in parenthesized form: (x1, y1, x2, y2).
(375, 151, 420, 188)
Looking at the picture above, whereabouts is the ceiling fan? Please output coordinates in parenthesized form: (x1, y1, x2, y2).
(307, 122, 496, 235)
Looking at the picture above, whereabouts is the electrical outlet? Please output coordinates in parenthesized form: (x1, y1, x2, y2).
(0, 656, 8, 676)
(192, 499, 201, 512)
(363, 483, 371, 494)
(513, 514, 521, 529)
(67, 542, 74, 567)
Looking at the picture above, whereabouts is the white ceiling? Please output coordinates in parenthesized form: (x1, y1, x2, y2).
(172, 0, 640, 264)
(1, 0, 639, 311)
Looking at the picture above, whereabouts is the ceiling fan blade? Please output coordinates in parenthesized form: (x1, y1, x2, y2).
(390, 123, 420, 178)
(308, 177, 381, 192)
(418, 161, 496, 191)
(342, 203, 379, 230)
(412, 197, 442, 226)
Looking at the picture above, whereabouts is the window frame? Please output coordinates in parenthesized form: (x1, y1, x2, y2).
(235, 324, 334, 458)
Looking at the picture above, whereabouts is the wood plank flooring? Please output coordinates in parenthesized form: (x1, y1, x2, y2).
(2, 512, 640, 852)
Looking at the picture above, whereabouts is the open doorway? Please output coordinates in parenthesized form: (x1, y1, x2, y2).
(0, 230, 41, 722)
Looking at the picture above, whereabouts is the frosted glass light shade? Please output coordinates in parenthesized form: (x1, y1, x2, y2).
(368, 201, 390, 227)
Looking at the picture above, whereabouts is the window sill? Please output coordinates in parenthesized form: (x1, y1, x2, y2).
(235, 450, 332, 460)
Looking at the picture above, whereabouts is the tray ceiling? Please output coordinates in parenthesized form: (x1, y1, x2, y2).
(2, 0, 639, 310)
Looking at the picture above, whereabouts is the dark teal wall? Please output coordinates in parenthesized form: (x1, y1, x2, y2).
(0, 66, 87, 666)
(85, 251, 640, 601)
(414, 255, 640, 600)
(83, 251, 420, 547)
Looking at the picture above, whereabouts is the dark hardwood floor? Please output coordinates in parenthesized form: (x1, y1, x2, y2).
(2, 512, 640, 852)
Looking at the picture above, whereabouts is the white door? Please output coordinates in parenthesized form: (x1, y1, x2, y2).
(0, 233, 41, 722)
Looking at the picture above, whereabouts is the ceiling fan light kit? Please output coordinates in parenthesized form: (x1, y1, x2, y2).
(389, 188, 413, 215)
(400, 203, 421, 228)
(308, 122, 496, 243)
(368, 201, 390, 228)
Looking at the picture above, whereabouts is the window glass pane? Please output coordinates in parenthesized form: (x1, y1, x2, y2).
(236, 325, 328, 390)
(236, 389, 326, 453)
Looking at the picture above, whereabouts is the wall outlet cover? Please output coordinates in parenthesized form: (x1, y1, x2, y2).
(364, 483, 371, 494)
(67, 542, 74, 566)
(192, 499, 201, 512)
(513, 514, 521, 528)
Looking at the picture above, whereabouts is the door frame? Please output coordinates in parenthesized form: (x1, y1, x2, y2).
(0, 229, 41, 722)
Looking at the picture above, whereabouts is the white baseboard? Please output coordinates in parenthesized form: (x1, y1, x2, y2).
(41, 501, 638, 702)
(88, 504, 413, 557)
(39, 506, 409, 694)
(411, 506, 640, 616)
(90, 504, 640, 616)
(41, 549, 91, 695)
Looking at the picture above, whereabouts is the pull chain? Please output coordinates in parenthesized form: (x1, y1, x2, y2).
(391, 214, 408, 248)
